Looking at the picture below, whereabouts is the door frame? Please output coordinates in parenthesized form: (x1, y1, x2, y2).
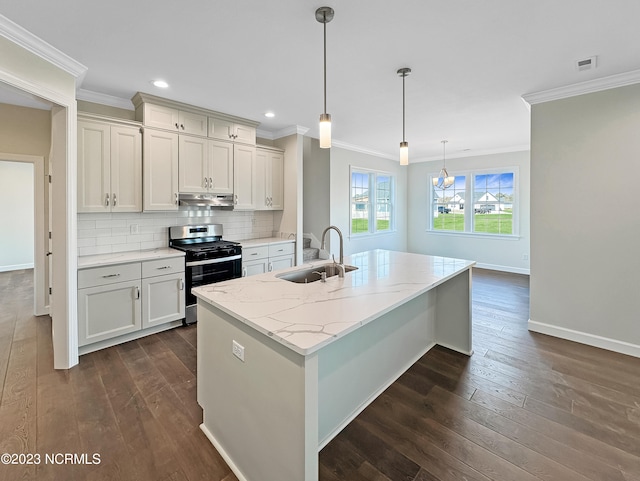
(0, 153, 47, 315)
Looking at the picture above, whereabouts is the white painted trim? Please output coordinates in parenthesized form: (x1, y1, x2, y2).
(528, 319, 640, 359)
(0, 263, 34, 272)
(200, 424, 249, 481)
(258, 125, 309, 140)
(78, 320, 182, 355)
(0, 14, 87, 82)
(474, 263, 530, 276)
(333, 139, 396, 160)
(76, 88, 134, 110)
(522, 69, 640, 105)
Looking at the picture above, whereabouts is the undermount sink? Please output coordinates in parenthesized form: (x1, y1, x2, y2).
(277, 264, 358, 284)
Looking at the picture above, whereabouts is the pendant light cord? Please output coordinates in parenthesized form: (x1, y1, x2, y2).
(402, 73, 406, 142)
(323, 14, 327, 115)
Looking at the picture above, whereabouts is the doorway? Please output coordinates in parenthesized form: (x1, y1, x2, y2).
(0, 155, 48, 315)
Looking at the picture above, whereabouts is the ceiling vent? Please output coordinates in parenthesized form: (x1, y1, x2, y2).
(576, 56, 597, 72)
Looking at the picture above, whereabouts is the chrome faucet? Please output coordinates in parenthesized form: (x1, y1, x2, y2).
(321, 225, 345, 277)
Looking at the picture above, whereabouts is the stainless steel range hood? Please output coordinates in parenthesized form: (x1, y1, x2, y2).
(179, 193, 234, 208)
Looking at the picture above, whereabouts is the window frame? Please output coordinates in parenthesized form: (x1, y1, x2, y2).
(350, 166, 396, 237)
(428, 167, 519, 238)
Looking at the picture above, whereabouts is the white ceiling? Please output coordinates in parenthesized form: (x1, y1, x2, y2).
(2, 0, 640, 161)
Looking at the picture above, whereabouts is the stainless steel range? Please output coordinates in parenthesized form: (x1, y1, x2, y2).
(169, 224, 242, 324)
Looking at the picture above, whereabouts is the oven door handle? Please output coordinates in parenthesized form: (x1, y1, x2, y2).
(186, 255, 242, 267)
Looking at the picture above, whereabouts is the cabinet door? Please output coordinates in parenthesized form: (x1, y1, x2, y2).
(78, 280, 141, 346)
(208, 117, 234, 141)
(243, 259, 268, 277)
(144, 103, 179, 131)
(111, 125, 142, 212)
(77, 120, 110, 212)
(254, 149, 268, 209)
(233, 144, 256, 210)
(233, 123, 256, 145)
(269, 255, 294, 273)
(178, 111, 207, 136)
(141, 272, 185, 328)
(143, 129, 179, 211)
(178, 135, 208, 193)
(268, 151, 284, 210)
(209, 140, 234, 194)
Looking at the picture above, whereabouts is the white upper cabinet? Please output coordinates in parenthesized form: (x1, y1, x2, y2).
(255, 147, 284, 210)
(141, 103, 207, 136)
(178, 135, 209, 193)
(209, 117, 256, 145)
(208, 140, 234, 194)
(78, 117, 142, 213)
(233, 144, 256, 210)
(143, 129, 179, 211)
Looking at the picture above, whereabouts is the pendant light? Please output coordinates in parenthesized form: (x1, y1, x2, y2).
(316, 6, 334, 149)
(433, 140, 455, 189)
(397, 67, 411, 166)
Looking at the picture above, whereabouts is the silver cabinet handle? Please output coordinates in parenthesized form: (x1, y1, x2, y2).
(134, 286, 140, 299)
(180, 124, 185, 130)
(102, 273, 120, 278)
(209, 177, 212, 188)
(157, 265, 172, 270)
(242, 266, 247, 277)
(105, 193, 110, 206)
(175, 192, 179, 205)
(204, 177, 208, 189)
(112, 193, 117, 206)
(251, 252, 258, 256)
(234, 194, 238, 205)
(268, 262, 273, 272)
(179, 279, 185, 290)
(175, 122, 179, 129)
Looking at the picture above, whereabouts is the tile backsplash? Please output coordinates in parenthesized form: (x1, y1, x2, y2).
(78, 209, 277, 257)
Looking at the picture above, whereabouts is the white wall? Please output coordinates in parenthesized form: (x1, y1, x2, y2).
(329, 147, 408, 257)
(303, 137, 330, 245)
(407, 150, 530, 273)
(529, 83, 640, 357)
(0, 160, 34, 271)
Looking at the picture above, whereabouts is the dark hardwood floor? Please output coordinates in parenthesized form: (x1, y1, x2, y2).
(1, 268, 639, 480)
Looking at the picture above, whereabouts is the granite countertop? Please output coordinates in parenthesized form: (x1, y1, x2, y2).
(238, 237, 296, 248)
(78, 248, 185, 269)
(193, 249, 474, 356)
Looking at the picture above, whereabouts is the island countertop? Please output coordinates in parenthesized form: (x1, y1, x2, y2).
(192, 249, 474, 356)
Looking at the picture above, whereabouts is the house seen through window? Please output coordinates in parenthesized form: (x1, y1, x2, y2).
(351, 168, 394, 235)
(431, 171, 515, 236)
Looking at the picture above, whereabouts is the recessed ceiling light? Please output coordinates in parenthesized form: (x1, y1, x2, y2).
(264, 112, 275, 118)
(152, 80, 169, 88)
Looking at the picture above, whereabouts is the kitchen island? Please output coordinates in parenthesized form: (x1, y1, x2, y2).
(193, 249, 474, 481)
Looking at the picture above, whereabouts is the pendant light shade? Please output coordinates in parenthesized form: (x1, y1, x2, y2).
(433, 140, 455, 189)
(398, 67, 411, 165)
(316, 7, 334, 149)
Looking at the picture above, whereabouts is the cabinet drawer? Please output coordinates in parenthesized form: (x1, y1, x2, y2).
(78, 262, 141, 289)
(142, 257, 185, 278)
(242, 245, 269, 261)
(268, 242, 295, 257)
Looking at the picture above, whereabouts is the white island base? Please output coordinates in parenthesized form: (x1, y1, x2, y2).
(195, 250, 474, 481)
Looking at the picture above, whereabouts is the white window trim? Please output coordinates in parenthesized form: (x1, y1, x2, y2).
(350, 165, 396, 237)
(428, 166, 519, 237)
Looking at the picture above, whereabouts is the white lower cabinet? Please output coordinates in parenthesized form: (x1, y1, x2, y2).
(78, 257, 185, 351)
(242, 242, 295, 277)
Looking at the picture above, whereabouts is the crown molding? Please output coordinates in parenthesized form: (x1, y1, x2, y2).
(258, 125, 310, 140)
(0, 14, 87, 83)
(76, 89, 134, 110)
(331, 139, 396, 160)
(522, 69, 640, 105)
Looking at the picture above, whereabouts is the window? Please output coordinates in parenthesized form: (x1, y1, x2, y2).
(430, 170, 516, 236)
(351, 168, 395, 235)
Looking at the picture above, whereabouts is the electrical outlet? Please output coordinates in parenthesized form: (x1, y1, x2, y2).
(522, 253, 529, 260)
(232, 340, 245, 362)
(130, 224, 139, 234)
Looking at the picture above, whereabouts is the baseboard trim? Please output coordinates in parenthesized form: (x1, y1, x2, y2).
(0, 263, 34, 272)
(200, 424, 249, 481)
(474, 262, 530, 275)
(528, 319, 640, 359)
